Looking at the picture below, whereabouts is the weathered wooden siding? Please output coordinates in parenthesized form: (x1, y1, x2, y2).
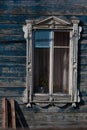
(0, 1, 87, 89)
(0, 0, 87, 128)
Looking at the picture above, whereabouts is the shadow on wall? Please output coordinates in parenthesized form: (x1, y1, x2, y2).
(15, 101, 29, 128)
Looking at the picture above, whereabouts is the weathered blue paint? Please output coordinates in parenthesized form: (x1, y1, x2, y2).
(0, 0, 87, 128)
(0, 43, 26, 56)
(0, 57, 26, 64)
(0, 1, 87, 98)
(0, 0, 87, 15)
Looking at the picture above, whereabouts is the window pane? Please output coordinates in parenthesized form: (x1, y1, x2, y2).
(34, 30, 52, 48)
(34, 48, 49, 93)
(53, 48, 69, 93)
(54, 32, 69, 46)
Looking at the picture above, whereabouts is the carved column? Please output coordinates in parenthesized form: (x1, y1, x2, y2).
(71, 19, 82, 103)
(22, 20, 33, 103)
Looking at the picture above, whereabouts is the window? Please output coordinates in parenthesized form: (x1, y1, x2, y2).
(23, 16, 82, 106)
(34, 30, 69, 95)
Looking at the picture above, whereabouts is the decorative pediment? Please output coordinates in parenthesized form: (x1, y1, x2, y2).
(24, 16, 72, 30)
(35, 16, 71, 26)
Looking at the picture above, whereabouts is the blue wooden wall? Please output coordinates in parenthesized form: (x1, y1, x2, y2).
(0, 0, 87, 128)
(0, 1, 87, 96)
(0, 0, 87, 102)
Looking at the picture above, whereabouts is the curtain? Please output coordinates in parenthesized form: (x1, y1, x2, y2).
(34, 30, 52, 93)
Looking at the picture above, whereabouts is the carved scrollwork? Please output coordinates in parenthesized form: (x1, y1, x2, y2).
(71, 19, 82, 104)
(79, 26, 82, 39)
(23, 25, 28, 39)
(22, 16, 82, 108)
(23, 23, 32, 39)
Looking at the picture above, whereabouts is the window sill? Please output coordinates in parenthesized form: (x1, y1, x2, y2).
(32, 94, 71, 103)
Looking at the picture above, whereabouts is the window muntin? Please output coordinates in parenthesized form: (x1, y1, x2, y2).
(34, 30, 69, 95)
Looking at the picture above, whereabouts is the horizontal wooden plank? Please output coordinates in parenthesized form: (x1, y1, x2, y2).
(0, 51, 26, 57)
(81, 96, 87, 103)
(0, 77, 26, 87)
(79, 50, 87, 55)
(18, 107, 87, 125)
(80, 82, 87, 87)
(0, 24, 24, 41)
(79, 43, 87, 49)
(0, 0, 87, 16)
(0, 28, 23, 35)
(81, 37, 87, 41)
(0, 14, 37, 24)
(82, 29, 87, 34)
(0, 43, 26, 56)
(79, 65, 87, 72)
(0, 56, 26, 64)
(80, 40, 87, 44)
(0, 15, 87, 25)
(80, 88, 87, 96)
(0, 64, 25, 68)
(0, 71, 26, 77)
(0, 65, 26, 73)
(78, 56, 87, 64)
(0, 65, 26, 80)
(0, 24, 22, 29)
(0, 34, 24, 42)
(79, 73, 87, 86)
(0, 87, 25, 96)
(0, 65, 26, 77)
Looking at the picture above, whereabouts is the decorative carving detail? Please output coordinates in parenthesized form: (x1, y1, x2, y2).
(23, 25, 28, 39)
(22, 16, 82, 107)
(23, 23, 32, 39)
(79, 26, 82, 39)
(71, 18, 82, 104)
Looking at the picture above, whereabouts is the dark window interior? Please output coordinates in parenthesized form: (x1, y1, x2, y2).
(53, 32, 69, 93)
(34, 48, 49, 93)
(34, 31, 69, 94)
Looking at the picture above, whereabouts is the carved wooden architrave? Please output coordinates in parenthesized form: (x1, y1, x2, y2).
(22, 16, 82, 107)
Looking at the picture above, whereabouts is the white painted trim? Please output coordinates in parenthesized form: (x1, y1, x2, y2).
(23, 16, 82, 105)
(69, 31, 73, 96)
(22, 25, 29, 103)
(54, 46, 69, 48)
(49, 31, 54, 97)
(36, 16, 70, 25)
(29, 31, 33, 103)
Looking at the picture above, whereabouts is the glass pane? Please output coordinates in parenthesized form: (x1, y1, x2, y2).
(34, 30, 52, 48)
(34, 48, 49, 93)
(53, 48, 69, 93)
(54, 32, 69, 46)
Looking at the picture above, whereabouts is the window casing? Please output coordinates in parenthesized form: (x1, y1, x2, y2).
(23, 16, 82, 105)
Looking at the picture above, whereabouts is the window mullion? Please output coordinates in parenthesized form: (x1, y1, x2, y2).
(49, 31, 54, 98)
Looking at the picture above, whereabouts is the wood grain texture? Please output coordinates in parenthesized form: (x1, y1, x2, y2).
(0, 0, 87, 117)
(2, 98, 8, 128)
(10, 99, 16, 129)
(0, 0, 87, 15)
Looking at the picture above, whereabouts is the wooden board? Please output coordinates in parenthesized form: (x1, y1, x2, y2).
(10, 99, 16, 129)
(2, 98, 8, 128)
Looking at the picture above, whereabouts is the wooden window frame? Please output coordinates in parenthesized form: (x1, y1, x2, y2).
(23, 16, 82, 106)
